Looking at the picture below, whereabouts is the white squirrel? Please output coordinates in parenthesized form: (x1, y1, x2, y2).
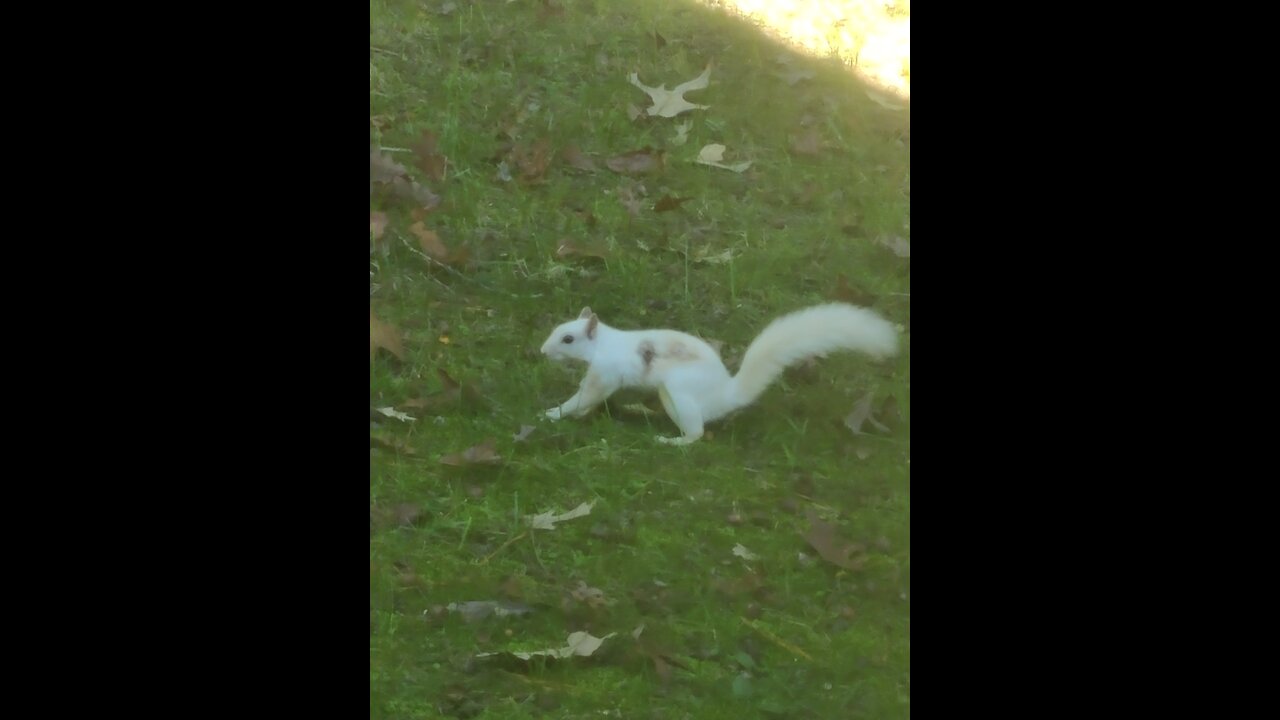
(539, 303, 899, 445)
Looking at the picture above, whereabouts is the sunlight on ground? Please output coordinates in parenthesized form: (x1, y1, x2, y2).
(703, 0, 910, 99)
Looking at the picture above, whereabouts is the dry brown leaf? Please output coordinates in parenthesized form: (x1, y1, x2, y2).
(653, 195, 692, 212)
(844, 390, 891, 435)
(803, 508, 866, 571)
(606, 148, 665, 175)
(370, 146, 410, 183)
(388, 175, 442, 212)
(556, 238, 609, 261)
(833, 275, 877, 306)
(562, 145, 598, 172)
(401, 368, 485, 411)
(653, 31, 667, 49)
(370, 433, 416, 455)
(370, 211, 388, 242)
(412, 129, 448, 182)
(370, 309, 405, 361)
(626, 103, 643, 122)
(568, 581, 611, 608)
(410, 222, 449, 260)
(514, 138, 553, 181)
(791, 126, 824, 156)
(617, 184, 644, 217)
(878, 395, 902, 429)
(440, 437, 503, 466)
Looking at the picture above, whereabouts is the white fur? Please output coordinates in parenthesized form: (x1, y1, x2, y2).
(539, 303, 899, 445)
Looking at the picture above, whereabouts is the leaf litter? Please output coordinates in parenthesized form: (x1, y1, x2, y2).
(370, 309, 405, 361)
(476, 631, 615, 661)
(802, 507, 867, 571)
(526, 501, 594, 530)
(628, 65, 711, 118)
(447, 600, 534, 623)
(844, 390, 892, 435)
(440, 437, 503, 466)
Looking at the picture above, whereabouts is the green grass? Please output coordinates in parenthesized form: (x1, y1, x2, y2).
(370, 0, 909, 716)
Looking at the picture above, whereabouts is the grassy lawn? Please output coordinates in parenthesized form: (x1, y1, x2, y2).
(370, 0, 910, 717)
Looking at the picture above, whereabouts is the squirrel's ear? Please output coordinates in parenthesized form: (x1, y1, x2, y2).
(585, 313, 599, 339)
(578, 306, 593, 319)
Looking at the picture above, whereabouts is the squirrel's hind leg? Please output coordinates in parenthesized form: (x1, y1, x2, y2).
(655, 385, 705, 446)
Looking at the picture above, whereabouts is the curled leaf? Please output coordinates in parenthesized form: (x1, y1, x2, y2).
(803, 507, 867, 571)
(606, 148, 665, 175)
(844, 391, 891, 435)
(476, 631, 615, 660)
(562, 144, 597, 172)
(526, 501, 595, 530)
(696, 144, 752, 173)
(440, 437, 503, 466)
(370, 309, 405, 361)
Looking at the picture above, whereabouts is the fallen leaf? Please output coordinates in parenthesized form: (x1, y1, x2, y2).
(526, 500, 595, 530)
(556, 238, 609, 261)
(693, 246, 736, 265)
(803, 507, 867, 571)
(447, 600, 534, 623)
(833, 275, 877, 306)
(626, 103, 643, 121)
(388, 175, 442, 212)
(370, 309, 405, 361)
(410, 222, 449, 260)
(370, 433, 417, 455)
(696, 144, 751, 173)
(568, 581, 611, 608)
(370, 211, 388, 242)
(877, 235, 910, 257)
(513, 425, 536, 442)
(653, 195, 691, 212)
(375, 406, 417, 422)
(476, 631, 615, 660)
(370, 146, 410, 183)
(629, 66, 711, 118)
(844, 391, 891, 435)
(879, 395, 902, 428)
(411, 129, 448, 182)
(537, 0, 564, 20)
(791, 126, 824, 156)
(866, 89, 907, 111)
(617, 184, 645, 217)
(732, 543, 759, 561)
(562, 145, 597, 172)
(653, 31, 667, 49)
(392, 503, 425, 526)
(440, 437, 503, 466)
(670, 120, 692, 146)
(606, 147, 665, 175)
(401, 369, 465, 412)
(514, 138, 553, 181)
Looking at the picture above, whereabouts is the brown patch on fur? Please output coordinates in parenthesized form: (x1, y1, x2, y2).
(638, 340, 657, 370)
(661, 340, 700, 362)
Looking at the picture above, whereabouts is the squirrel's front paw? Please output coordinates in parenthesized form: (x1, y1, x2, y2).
(544, 407, 563, 421)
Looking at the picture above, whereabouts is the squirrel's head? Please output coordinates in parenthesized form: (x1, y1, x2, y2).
(540, 307, 599, 363)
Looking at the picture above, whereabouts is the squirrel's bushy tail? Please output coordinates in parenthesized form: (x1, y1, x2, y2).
(729, 303, 899, 410)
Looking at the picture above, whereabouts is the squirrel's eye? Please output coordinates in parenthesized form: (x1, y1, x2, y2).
(562, 335, 574, 344)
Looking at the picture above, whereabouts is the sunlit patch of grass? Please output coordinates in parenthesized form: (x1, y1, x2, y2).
(701, 0, 910, 97)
